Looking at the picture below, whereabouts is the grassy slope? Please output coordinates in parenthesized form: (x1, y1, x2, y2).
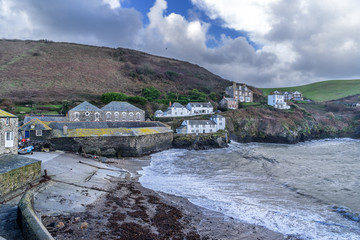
(261, 79, 360, 102)
(0, 39, 232, 103)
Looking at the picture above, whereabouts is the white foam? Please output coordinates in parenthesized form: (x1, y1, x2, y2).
(139, 143, 360, 240)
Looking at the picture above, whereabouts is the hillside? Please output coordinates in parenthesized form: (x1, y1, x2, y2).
(261, 79, 360, 102)
(0, 39, 232, 103)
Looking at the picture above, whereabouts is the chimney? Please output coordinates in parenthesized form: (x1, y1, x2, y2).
(169, 101, 172, 107)
(233, 82, 236, 98)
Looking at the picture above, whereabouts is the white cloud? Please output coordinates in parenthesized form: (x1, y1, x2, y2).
(2, 0, 360, 87)
(102, 0, 121, 9)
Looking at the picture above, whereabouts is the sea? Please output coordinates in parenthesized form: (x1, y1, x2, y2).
(139, 139, 360, 240)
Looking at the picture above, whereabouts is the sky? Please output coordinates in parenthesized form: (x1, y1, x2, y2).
(1, 0, 360, 87)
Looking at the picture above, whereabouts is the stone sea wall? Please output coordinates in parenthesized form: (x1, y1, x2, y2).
(49, 132, 173, 157)
(0, 155, 41, 198)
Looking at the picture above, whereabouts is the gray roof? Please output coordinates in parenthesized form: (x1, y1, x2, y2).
(24, 115, 66, 123)
(221, 97, 236, 102)
(48, 121, 167, 130)
(101, 101, 144, 112)
(187, 120, 216, 125)
(69, 101, 102, 112)
(188, 102, 213, 107)
(212, 114, 224, 119)
(171, 102, 184, 108)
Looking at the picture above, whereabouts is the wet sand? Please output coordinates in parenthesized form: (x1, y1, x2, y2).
(41, 155, 293, 240)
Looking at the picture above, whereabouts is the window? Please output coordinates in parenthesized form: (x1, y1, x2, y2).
(122, 112, 127, 121)
(6, 132, 13, 141)
(106, 112, 112, 121)
(85, 111, 90, 116)
(74, 112, 80, 121)
(114, 112, 120, 121)
(136, 112, 141, 121)
(95, 112, 100, 121)
(129, 112, 134, 121)
(5, 132, 14, 148)
(36, 130, 42, 136)
(6, 117, 9, 126)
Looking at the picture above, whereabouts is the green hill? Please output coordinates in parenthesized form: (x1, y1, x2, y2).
(261, 79, 360, 102)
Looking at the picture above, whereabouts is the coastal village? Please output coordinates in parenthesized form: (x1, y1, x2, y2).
(0, 81, 305, 199)
(1, 79, 359, 239)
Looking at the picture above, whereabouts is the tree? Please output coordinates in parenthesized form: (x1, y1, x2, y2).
(209, 92, 218, 102)
(142, 87, 161, 102)
(101, 92, 128, 104)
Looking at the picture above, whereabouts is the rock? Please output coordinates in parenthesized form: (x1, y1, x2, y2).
(56, 221, 65, 228)
(80, 222, 88, 230)
(74, 217, 80, 222)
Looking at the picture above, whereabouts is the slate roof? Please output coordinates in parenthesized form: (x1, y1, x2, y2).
(48, 121, 167, 130)
(0, 109, 16, 118)
(69, 101, 102, 112)
(212, 114, 224, 119)
(187, 102, 213, 108)
(221, 97, 236, 102)
(23, 115, 66, 123)
(101, 101, 144, 112)
(19, 118, 52, 131)
(187, 120, 216, 126)
(171, 102, 184, 108)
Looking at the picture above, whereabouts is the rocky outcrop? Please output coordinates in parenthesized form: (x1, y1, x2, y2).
(172, 131, 229, 150)
(224, 104, 360, 144)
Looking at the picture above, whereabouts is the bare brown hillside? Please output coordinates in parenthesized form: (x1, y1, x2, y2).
(0, 39, 232, 102)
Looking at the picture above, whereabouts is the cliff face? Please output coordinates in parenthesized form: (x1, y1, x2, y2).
(224, 104, 360, 144)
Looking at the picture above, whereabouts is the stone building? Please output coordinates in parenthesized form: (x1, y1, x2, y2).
(101, 101, 145, 122)
(0, 109, 18, 154)
(19, 118, 52, 141)
(219, 97, 238, 110)
(225, 83, 253, 102)
(68, 101, 103, 122)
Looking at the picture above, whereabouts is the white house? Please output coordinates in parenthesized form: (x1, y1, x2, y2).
(210, 115, 226, 131)
(186, 102, 213, 115)
(176, 115, 226, 134)
(164, 102, 190, 117)
(268, 92, 290, 109)
(154, 110, 164, 118)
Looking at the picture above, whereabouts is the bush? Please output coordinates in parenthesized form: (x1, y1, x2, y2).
(142, 87, 161, 102)
(101, 92, 128, 104)
(127, 96, 147, 106)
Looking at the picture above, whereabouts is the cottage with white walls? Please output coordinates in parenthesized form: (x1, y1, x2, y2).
(157, 102, 214, 118)
(176, 115, 226, 134)
(163, 102, 190, 117)
(186, 102, 213, 115)
(268, 92, 291, 109)
(0, 109, 18, 154)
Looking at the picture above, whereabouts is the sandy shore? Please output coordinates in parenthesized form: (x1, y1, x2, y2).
(39, 154, 295, 240)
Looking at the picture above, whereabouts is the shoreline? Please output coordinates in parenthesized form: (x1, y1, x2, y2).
(40, 155, 290, 239)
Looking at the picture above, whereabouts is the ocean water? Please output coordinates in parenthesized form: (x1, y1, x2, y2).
(139, 139, 360, 240)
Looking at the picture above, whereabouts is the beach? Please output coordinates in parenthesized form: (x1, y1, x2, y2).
(32, 152, 288, 240)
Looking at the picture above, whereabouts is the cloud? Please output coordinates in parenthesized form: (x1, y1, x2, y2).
(1, 0, 360, 87)
(0, 0, 142, 47)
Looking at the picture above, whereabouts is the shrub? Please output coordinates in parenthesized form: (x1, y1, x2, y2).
(142, 87, 161, 102)
(127, 96, 147, 105)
